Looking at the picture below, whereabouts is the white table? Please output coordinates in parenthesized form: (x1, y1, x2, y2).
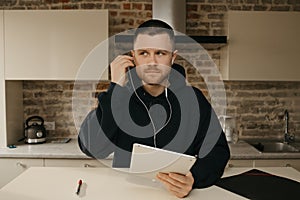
(0, 167, 299, 200)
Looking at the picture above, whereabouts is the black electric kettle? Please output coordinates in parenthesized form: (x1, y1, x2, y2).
(24, 116, 47, 144)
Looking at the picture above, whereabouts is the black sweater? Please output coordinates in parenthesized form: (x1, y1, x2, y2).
(78, 64, 230, 188)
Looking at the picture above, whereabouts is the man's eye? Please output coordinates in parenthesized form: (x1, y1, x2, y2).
(139, 52, 148, 56)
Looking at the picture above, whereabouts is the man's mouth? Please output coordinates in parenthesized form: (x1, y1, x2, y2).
(145, 70, 160, 73)
(144, 66, 161, 73)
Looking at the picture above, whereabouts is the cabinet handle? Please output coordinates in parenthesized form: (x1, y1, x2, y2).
(228, 164, 234, 168)
(286, 164, 291, 167)
(84, 163, 92, 168)
(16, 162, 26, 168)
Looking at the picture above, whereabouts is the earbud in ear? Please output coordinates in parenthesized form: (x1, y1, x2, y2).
(171, 59, 175, 65)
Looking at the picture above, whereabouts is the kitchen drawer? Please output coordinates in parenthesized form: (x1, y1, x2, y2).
(254, 159, 300, 172)
(227, 159, 254, 168)
(255, 159, 288, 167)
(0, 158, 44, 188)
(44, 158, 111, 168)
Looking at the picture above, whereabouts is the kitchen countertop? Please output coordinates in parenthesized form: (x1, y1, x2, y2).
(0, 139, 300, 160)
(0, 139, 90, 159)
(229, 140, 300, 159)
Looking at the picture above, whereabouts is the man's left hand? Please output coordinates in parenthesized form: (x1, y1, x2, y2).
(156, 172, 194, 198)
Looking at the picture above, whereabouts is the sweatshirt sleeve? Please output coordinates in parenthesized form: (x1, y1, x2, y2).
(78, 82, 129, 159)
(191, 130, 230, 188)
(190, 88, 230, 188)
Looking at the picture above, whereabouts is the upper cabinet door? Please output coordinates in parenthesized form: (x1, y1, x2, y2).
(223, 11, 300, 81)
(4, 10, 108, 80)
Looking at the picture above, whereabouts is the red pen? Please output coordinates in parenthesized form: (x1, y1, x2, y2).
(76, 179, 83, 195)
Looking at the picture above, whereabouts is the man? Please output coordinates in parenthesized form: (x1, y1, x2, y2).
(78, 19, 230, 198)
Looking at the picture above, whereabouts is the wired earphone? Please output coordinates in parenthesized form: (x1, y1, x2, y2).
(127, 66, 173, 148)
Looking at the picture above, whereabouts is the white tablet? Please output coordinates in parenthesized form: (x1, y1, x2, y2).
(129, 143, 196, 179)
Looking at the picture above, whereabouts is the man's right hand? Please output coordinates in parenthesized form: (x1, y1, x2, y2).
(110, 55, 135, 86)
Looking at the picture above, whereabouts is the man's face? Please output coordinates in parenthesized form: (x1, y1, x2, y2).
(131, 33, 177, 86)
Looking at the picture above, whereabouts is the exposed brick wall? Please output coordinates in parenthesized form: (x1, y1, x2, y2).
(1, 0, 300, 140)
(226, 81, 300, 140)
(23, 81, 78, 138)
(23, 80, 111, 138)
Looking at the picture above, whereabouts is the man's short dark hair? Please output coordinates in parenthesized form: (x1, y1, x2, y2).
(133, 19, 175, 50)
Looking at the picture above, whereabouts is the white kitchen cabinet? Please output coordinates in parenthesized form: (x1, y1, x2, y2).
(228, 159, 300, 172)
(0, 10, 109, 147)
(222, 11, 300, 81)
(44, 158, 111, 168)
(0, 158, 44, 188)
(4, 10, 108, 80)
(254, 159, 287, 168)
(0, 157, 111, 188)
(255, 159, 300, 172)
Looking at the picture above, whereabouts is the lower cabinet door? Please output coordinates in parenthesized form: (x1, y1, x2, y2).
(285, 160, 300, 172)
(0, 158, 44, 188)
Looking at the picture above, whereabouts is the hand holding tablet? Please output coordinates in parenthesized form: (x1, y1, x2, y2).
(129, 143, 196, 178)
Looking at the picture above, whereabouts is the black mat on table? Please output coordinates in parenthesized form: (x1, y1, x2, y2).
(215, 169, 300, 200)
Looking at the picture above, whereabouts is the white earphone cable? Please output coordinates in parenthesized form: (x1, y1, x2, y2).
(128, 68, 172, 148)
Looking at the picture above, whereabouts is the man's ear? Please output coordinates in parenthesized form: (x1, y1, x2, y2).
(172, 50, 178, 64)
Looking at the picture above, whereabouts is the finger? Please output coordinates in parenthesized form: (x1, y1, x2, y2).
(112, 55, 133, 65)
(167, 183, 191, 198)
(157, 173, 184, 188)
(121, 55, 134, 60)
(157, 172, 173, 183)
(118, 58, 135, 67)
(158, 176, 181, 192)
(160, 179, 187, 198)
(168, 173, 187, 184)
(158, 172, 194, 195)
(115, 55, 134, 62)
(110, 55, 135, 86)
(168, 187, 188, 199)
(173, 191, 188, 199)
(170, 173, 194, 194)
(111, 60, 134, 73)
(110, 60, 133, 85)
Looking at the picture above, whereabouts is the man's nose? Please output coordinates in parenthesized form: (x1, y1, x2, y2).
(147, 53, 158, 64)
